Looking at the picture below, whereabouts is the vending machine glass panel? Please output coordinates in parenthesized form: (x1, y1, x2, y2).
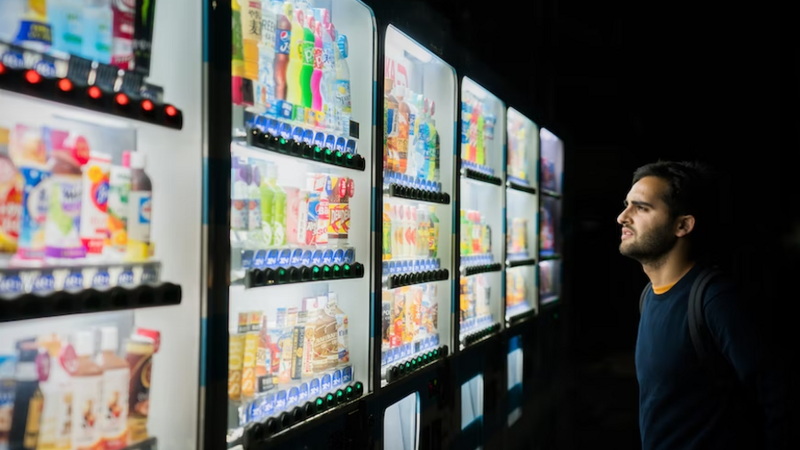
(227, 0, 374, 438)
(505, 108, 539, 321)
(383, 392, 421, 450)
(507, 335, 523, 426)
(380, 25, 455, 386)
(0, 0, 203, 448)
(458, 78, 505, 348)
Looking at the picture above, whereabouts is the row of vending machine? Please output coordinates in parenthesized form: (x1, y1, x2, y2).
(0, 1, 564, 449)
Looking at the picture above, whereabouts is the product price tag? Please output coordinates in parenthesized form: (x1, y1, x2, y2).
(275, 390, 287, 411)
(333, 249, 343, 264)
(287, 387, 300, 407)
(241, 250, 255, 269)
(63, 270, 84, 291)
(266, 249, 279, 267)
(309, 378, 320, 396)
(332, 370, 342, 387)
(342, 366, 352, 383)
(321, 374, 332, 392)
(322, 249, 333, 265)
(311, 250, 323, 266)
(299, 383, 309, 400)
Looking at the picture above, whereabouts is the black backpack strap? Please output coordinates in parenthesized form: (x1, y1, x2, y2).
(687, 265, 737, 389)
(639, 282, 652, 314)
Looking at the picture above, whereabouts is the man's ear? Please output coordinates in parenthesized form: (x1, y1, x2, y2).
(675, 215, 696, 237)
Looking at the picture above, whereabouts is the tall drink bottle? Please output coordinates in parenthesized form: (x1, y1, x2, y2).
(301, 14, 315, 110)
(311, 21, 324, 117)
(335, 33, 352, 136)
(286, 4, 304, 107)
(274, 1, 292, 101)
(320, 13, 337, 130)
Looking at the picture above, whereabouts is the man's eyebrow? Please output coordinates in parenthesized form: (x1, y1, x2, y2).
(624, 200, 654, 208)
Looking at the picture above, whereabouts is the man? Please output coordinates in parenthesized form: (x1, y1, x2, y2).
(617, 161, 790, 449)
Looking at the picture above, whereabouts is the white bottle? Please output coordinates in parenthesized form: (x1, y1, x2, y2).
(258, 1, 277, 112)
(36, 334, 73, 450)
(82, 0, 113, 64)
(71, 330, 104, 450)
(125, 152, 153, 262)
(96, 326, 130, 450)
(80, 151, 111, 258)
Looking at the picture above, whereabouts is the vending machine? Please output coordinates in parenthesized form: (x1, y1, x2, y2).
(457, 77, 505, 350)
(0, 1, 202, 450)
(538, 128, 563, 310)
(371, 0, 459, 448)
(215, 1, 376, 448)
(505, 108, 540, 325)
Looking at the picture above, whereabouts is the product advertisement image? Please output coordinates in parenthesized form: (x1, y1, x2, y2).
(1, 1, 203, 450)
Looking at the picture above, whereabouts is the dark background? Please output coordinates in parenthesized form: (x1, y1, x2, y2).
(417, 0, 792, 448)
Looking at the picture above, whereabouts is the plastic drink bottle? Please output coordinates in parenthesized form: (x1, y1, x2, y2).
(273, 1, 291, 101)
(82, 0, 113, 64)
(301, 13, 315, 110)
(310, 21, 324, 116)
(286, 3, 303, 107)
(126, 152, 152, 261)
(258, 1, 277, 111)
(49, 0, 83, 56)
(321, 19, 337, 130)
(335, 33, 352, 136)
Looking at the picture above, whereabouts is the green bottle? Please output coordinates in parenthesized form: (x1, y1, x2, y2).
(428, 206, 439, 258)
(258, 161, 275, 245)
(300, 14, 315, 109)
(267, 163, 287, 246)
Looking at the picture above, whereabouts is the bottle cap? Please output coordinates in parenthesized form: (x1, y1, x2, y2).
(100, 326, 118, 352)
(74, 330, 95, 357)
(122, 150, 132, 167)
(337, 34, 348, 59)
(129, 151, 146, 169)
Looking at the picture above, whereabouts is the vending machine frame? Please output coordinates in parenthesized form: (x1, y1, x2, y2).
(203, 1, 376, 449)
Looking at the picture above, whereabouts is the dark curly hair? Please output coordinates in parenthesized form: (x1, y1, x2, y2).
(632, 160, 723, 259)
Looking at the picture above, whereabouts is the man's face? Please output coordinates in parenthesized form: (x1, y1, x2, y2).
(616, 176, 678, 263)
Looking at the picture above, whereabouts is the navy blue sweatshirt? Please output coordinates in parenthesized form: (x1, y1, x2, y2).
(636, 263, 789, 449)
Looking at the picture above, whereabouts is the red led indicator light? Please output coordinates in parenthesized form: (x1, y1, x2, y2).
(141, 99, 154, 112)
(165, 105, 177, 117)
(25, 70, 41, 84)
(0, 63, 6, 75)
(88, 86, 102, 99)
(115, 93, 129, 106)
(57, 78, 73, 92)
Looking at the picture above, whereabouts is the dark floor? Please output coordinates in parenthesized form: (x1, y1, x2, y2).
(566, 352, 641, 449)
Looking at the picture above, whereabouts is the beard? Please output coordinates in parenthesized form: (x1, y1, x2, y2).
(620, 221, 677, 266)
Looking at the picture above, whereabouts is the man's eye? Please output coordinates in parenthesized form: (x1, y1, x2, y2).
(637, 206, 647, 211)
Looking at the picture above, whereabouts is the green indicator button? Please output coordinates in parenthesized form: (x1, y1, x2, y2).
(334, 265, 340, 272)
(326, 393, 334, 402)
(278, 268, 285, 276)
(346, 386, 353, 394)
(347, 154, 353, 159)
(325, 149, 332, 155)
(313, 266, 320, 273)
(314, 145, 321, 152)
(335, 151, 342, 157)
(337, 390, 344, 398)
(355, 382, 362, 390)
(280, 138, 286, 144)
(316, 398, 324, 407)
(323, 266, 330, 272)
(344, 264, 350, 270)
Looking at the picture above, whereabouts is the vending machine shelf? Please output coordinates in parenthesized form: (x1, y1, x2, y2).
(507, 304, 536, 325)
(242, 263, 365, 289)
(387, 183, 451, 204)
(0, 43, 183, 130)
(506, 180, 537, 195)
(123, 437, 159, 450)
(539, 253, 561, 261)
(460, 166, 503, 186)
(0, 282, 182, 323)
(386, 269, 449, 289)
(541, 188, 561, 199)
(505, 257, 537, 268)
(241, 381, 364, 446)
(540, 295, 560, 306)
(461, 262, 503, 276)
(461, 322, 501, 347)
(383, 345, 449, 384)
(244, 129, 366, 171)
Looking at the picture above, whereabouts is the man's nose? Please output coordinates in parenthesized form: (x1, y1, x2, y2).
(617, 208, 630, 225)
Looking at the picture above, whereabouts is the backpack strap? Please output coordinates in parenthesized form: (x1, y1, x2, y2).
(687, 266, 736, 387)
(639, 282, 652, 314)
